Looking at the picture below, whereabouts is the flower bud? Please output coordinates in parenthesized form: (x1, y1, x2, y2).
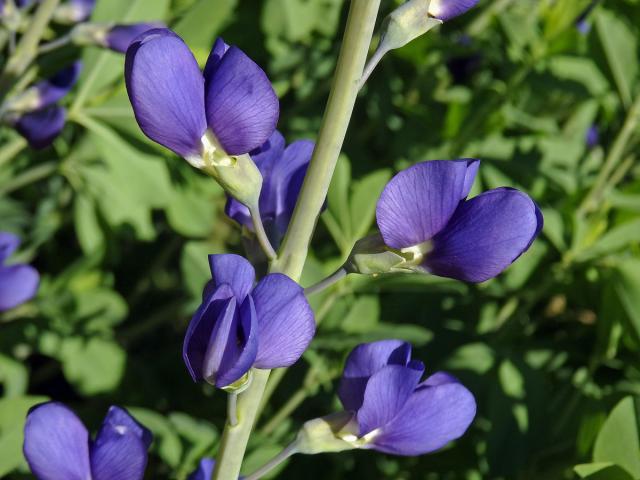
(53, 0, 95, 24)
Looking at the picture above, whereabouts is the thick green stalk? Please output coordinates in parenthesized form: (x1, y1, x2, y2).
(271, 0, 382, 280)
(211, 2, 381, 478)
(0, 0, 60, 101)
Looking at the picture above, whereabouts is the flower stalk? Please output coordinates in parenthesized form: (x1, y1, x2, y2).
(0, 0, 61, 102)
(211, 2, 381, 478)
(244, 441, 299, 480)
(304, 267, 347, 296)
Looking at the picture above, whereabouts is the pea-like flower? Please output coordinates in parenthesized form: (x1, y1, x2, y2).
(0, 232, 39, 311)
(125, 30, 278, 206)
(23, 402, 152, 480)
(2, 62, 81, 149)
(354, 159, 542, 282)
(298, 340, 475, 457)
(225, 130, 315, 247)
(183, 254, 315, 390)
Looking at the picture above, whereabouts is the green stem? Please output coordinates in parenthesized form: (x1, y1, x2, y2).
(244, 442, 299, 480)
(271, 0, 381, 279)
(0, 136, 27, 167)
(304, 267, 347, 296)
(250, 205, 277, 261)
(0, 0, 61, 102)
(228, 393, 239, 427)
(579, 95, 640, 215)
(212, 2, 381, 478)
(0, 161, 57, 196)
(212, 369, 270, 480)
(357, 43, 389, 90)
(38, 32, 72, 54)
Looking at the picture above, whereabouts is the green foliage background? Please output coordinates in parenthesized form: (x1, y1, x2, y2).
(1, 0, 640, 478)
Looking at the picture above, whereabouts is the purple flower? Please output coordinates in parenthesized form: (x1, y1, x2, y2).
(225, 131, 315, 246)
(586, 125, 599, 148)
(183, 254, 315, 389)
(13, 105, 67, 149)
(4, 62, 80, 149)
(335, 340, 476, 456)
(0, 232, 39, 311)
(23, 402, 152, 480)
(103, 23, 165, 53)
(375, 159, 542, 282)
(125, 30, 278, 166)
(429, 0, 478, 21)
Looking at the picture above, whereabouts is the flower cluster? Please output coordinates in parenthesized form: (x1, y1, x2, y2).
(19, 2, 549, 479)
(0, 231, 39, 311)
(0, 0, 161, 148)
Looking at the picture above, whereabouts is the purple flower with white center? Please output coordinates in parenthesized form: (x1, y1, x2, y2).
(125, 30, 278, 175)
(23, 402, 152, 480)
(225, 130, 315, 247)
(429, 0, 478, 21)
(374, 159, 542, 282)
(0, 232, 39, 311)
(3, 62, 81, 113)
(183, 254, 315, 389)
(334, 340, 476, 456)
(53, 0, 95, 23)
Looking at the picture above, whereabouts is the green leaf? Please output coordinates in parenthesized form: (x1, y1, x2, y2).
(576, 219, 640, 261)
(593, 396, 640, 478)
(350, 169, 391, 241)
(74, 194, 105, 254)
(59, 337, 126, 395)
(80, 117, 172, 240)
(174, 0, 238, 58)
(341, 295, 380, 333)
(612, 259, 640, 343)
(0, 396, 48, 477)
(595, 9, 638, 107)
(575, 463, 635, 480)
(0, 354, 28, 397)
(127, 408, 183, 468)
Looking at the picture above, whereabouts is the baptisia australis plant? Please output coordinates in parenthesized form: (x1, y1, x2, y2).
(16, 1, 545, 479)
(23, 402, 152, 480)
(0, 231, 39, 311)
(183, 254, 315, 391)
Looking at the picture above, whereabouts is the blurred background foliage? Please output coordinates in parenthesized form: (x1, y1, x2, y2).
(1, 0, 640, 478)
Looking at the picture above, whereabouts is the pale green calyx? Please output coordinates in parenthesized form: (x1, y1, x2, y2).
(380, 0, 443, 51)
(345, 234, 431, 275)
(187, 131, 263, 208)
(219, 370, 253, 394)
(296, 413, 382, 455)
(70, 23, 111, 47)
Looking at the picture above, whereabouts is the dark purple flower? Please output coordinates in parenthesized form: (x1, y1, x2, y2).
(54, 0, 95, 23)
(13, 105, 67, 149)
(225, 131, 314, 246)
(23, 402, 152, 480)
(375, 159, 542, 282)
(125, 30, 278, 166)
(429, 0, 478, 21)
(335, 340, 476, 456)
(586, 125, 599, 148)
(5, 62, 81, 113)
(103, 23, 165, 53)
(183, 254, 315, 389)
(0, 232, 39, 311)
(575, 0, 600, 35)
